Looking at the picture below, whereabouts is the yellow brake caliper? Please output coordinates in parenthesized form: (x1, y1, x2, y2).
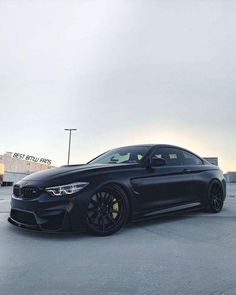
(112, 198, 119, 219)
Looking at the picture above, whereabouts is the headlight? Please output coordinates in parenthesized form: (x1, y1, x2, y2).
(46, 182, 89, 196)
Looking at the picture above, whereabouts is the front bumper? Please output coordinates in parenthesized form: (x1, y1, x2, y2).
(9, 191, 90, 233)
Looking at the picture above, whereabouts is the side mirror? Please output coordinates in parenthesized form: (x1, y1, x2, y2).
(150, 156, 167, 167)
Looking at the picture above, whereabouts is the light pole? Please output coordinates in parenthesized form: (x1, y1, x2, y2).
(64, 128, 77, 165)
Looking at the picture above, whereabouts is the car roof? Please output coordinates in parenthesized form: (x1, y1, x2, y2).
(114, 144, 188, 149)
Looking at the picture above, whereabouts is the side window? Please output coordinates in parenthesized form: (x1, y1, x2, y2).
(152, 148, 183, 166)
(181, 150, 203, 166)
(111, 153, 130, 163)
(152, 148, 166, 162)
(97, 153, 130, 164)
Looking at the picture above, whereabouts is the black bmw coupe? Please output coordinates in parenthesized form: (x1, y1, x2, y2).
(9, 144, 226, 236)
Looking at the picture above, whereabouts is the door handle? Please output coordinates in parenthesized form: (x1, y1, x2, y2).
(182, 168, 192, 174)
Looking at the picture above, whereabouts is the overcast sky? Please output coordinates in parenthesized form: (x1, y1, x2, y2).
(0, 0, 236, 172)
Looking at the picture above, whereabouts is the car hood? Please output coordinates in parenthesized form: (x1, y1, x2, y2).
(17, 163, 138, 187)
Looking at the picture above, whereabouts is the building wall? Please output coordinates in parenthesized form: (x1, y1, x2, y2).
(225, 172, 236, 183)
(0, 153, 52, 174)
(203, 157, 218, 166)
(3, 171, 30, 183)
(0, 163, 3, 185)
(0, 153, 54, 185)
(0, 163, 4, 175)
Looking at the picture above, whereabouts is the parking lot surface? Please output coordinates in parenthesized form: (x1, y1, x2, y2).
(0, 185, 236, 295)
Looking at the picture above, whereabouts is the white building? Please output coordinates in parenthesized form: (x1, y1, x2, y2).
(224, 172, 236, 183)
(203, 157, 218, 166)
(0, 152, 54, 186)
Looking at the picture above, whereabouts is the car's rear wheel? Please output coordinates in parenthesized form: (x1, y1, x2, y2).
(206, 180, 224, 213)
(86, 184, 129, 236)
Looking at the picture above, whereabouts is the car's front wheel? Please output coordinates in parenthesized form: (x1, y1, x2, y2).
(86, 184, 129, 236)
(206, 180, 224, 213)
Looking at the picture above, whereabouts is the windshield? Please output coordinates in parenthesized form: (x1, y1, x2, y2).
(88, 146, 150, 165)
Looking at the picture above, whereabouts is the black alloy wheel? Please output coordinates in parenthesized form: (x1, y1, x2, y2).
(206, 181, 224, 213)
(86, 184, 129, 236)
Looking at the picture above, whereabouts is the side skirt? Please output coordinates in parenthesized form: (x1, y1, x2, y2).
(132, 202, 204, 223)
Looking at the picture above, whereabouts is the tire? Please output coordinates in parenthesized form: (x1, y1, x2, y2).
(205, 180, 224, 213)
(86, 184, 129, 236)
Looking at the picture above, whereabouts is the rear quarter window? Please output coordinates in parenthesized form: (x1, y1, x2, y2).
(182, 150, 203, 165)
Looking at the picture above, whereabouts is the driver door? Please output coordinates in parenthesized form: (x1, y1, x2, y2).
(131, 147, 193, 213)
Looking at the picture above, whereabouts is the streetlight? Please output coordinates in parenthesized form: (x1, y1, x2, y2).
(64, 128, 77, 165)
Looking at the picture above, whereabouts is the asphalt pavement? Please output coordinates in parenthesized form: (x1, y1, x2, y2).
(0, 185, 236, 295)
